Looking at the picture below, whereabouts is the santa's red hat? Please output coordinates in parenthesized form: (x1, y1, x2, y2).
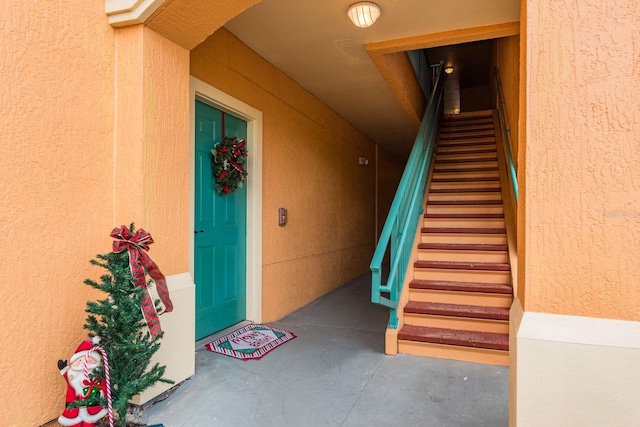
(70, 336, 101, 364)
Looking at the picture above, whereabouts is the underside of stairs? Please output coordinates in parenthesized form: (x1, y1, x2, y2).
(397, 110, 514, 366)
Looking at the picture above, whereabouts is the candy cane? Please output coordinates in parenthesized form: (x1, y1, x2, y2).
(83, 345, 114, 427)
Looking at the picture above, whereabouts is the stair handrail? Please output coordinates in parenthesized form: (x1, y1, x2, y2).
(494, 68, 518, 204)
(370, 65, 446, 329)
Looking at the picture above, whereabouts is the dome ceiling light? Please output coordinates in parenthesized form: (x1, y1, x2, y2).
(347, 2, 381, 28)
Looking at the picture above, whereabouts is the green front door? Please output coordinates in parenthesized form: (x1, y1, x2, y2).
(194, 99, 247, 340)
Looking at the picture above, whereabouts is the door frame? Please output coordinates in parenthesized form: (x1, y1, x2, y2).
(189, 76, 263, 325)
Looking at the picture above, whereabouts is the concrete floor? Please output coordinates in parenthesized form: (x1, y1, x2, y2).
(143, 273, 508, 426)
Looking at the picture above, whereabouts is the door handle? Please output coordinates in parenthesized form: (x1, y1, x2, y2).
(194, 230, 204, 234)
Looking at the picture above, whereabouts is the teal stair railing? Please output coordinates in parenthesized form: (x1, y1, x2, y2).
(370, 65, 446, 329)
(494, 68, 518, 204)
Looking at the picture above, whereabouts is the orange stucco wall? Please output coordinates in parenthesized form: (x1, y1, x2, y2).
(496, 35, 520, 167)
(112, 25, 190, 275)
(191, 28, 400, 322)
(377, 149, 404, 239)
(0, 9, 190, 427)
(141, 28, 191, 273)
(0, 2, 116, 426)
(523, 0, 640, 320)
(147, 0, 261, 50)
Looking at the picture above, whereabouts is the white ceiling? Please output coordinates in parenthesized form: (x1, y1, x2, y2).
(225, 0, 519, 160)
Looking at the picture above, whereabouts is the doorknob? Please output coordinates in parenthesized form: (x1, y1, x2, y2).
(194, 230, 204, 234)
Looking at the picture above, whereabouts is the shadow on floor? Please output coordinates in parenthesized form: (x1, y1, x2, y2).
(143, 273, 508, 426)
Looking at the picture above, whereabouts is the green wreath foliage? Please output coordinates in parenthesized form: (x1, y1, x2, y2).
(210, 136, 248, 195)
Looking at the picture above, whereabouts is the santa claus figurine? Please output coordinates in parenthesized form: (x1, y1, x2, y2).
(58, 336, 108, 427)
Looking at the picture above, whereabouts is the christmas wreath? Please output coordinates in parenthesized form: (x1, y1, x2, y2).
(211, 136, 248, 195)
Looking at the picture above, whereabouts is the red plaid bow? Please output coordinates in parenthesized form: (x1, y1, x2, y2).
(110, 226, 173, 338)
(229, 139, 247, 175)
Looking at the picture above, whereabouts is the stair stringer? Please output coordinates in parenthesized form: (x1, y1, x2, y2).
(492, 110, 518, 294)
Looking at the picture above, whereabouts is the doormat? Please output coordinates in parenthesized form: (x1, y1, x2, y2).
(205, 324, 296, 360)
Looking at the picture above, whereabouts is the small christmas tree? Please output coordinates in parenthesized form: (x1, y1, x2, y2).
(83, 224, 173, 426)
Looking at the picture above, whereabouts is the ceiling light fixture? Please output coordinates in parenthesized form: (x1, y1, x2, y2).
(444, 66, 454, 74)
(347, 2, 381, 28)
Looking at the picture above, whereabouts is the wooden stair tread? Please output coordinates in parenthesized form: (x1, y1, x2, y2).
(435, 157, 497, 164)
(422, 227, 506, 234)
(441, 127, 494, 131)
(443, 113, 492, 120)
(442, 120, 493, 126)
(443, 116, 492, 121)
(436, 148, 497, 156)
(441, 120, 492, 124)
(418, 243, 508, 251)
(427, 200, 503, 206)
(425, 213, 504, 219)
(431, 177, 500, 183)
(414, 260, 510, 271)
(440, 132, 494, 136)
(440, 122, 493, 133)
(436, 150, 497, 159)
(440, 125, 493, 128)
(429, 188, 501, 193)
(437, 141, 496, 148)
(409, 279, 512, 294)
(443, 117, 492, 122)
(439, 137, 495, 143)
(405, 301, 509, 321)
(438, 142, 496, 148)
(398, 325, 509, 351)
(433, 167, 499, 173)
(439, 129, 493, 133)
(440, 126, 493, 130)
(440, 134, 495, 141)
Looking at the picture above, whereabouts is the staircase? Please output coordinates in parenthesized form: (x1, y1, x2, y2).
(397, 110, 513, 366)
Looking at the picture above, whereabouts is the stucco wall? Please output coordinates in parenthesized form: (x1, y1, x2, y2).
(141, 28, 191, 273)
(190, 28, 400, 322)
(524, 0, 640, 321)
(146, 0, 260, 50)
(377, 149, 404, 239)
(112, 25, 190, 275)
(0, 10, 190, 426)
(497, 35, 520, 167)
(460, 86, 492, 112)
(0, 2, 116, 426)
(512, 2, 640, 423)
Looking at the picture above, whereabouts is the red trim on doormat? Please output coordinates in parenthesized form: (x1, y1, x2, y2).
(205, 323, 296, 360)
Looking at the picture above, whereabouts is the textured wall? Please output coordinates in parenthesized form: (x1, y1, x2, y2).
(108, 24, 191, 274)
(147, 0, 260, 49)
(0, 12, 190, 427)
(460, 86, 493, 112)
(191, 28, 399, 321)
(497, 35, 520, 167)
(141, 28, 191, 274)
(377, 149, 405, 239)
(0, 1, 116, 426)
(111, 26, 190, 276)
(524, 0, 640, 320)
